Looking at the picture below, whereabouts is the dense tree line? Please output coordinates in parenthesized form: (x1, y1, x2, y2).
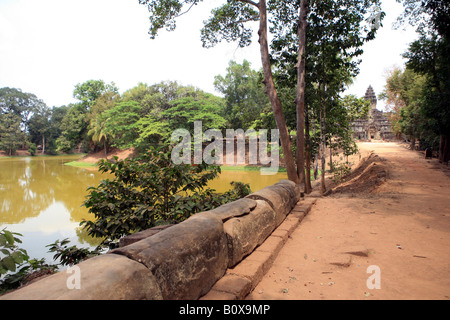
(381, 0, 449, 163)
(0, 80, 231, 156)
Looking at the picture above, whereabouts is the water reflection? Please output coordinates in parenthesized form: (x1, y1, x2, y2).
(208, 169, 288, 193)
(0, 156, 107, 261)
(0, 156, 105, 225)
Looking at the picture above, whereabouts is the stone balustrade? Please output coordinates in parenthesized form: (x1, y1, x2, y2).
(1, 179, 303, 300)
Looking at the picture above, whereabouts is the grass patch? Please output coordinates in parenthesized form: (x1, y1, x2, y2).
(218, 165, 321, 178)
(64, 161, 97, 168)
(218, 165, 287, 173)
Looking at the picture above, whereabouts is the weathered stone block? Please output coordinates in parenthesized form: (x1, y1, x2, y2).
(119, 224, 173, 247)
(271, 228, 290, 242)
(0, 254, 162, 300)
(200, 289, 237, 300)
(205, 274, 252, 300)
(208, 198, 258, 221)
(255, 235, 285, 254)
(275, 179, 301, 203)
(246, 179, 300, 226)
(223, 200, 276, 267)
(111, 212, 228, 300)
(277, 216, 300, 235)
(227, 254, 268, 289)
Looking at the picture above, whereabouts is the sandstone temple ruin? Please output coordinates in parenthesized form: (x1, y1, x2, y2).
(351, 85, 393, 140)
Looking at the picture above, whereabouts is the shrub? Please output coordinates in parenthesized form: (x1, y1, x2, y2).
(28, 143, 37, 156)
(81, 145, 250, 247)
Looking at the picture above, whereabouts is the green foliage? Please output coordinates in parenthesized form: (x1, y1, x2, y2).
(384, 0, 450, 158)
(382, 67, 427, 148)
(214, 60, 269, 129)
(0, 228, 69, 293)
(28, 103, 51, 152)
(0, 228, 30, 292)
(73, 79, 119, 112)
(103, 101, 142, 150)
(88, 113, 111, 155)
(403, 35, 450, 136)
(101, 82, 227, 151)
(331, 161, 352, 183)
(0, 111, 25, 156)
(81, 145, 250, 246)
(222, 181, 252, 201)
(134, 115, 171, 147)
(46, 238, 102, 267)
(0, 87, 46, 134)
(342, 95, 371, 121)
(138, 0, 203, 39)
(28, 142, 37, 156)
(395, 0, 450, 161)
(0, 229, 29, 275)
(56, 106, 88, 153)
(162, 94, 227, 133)
(267, 0, 384, 179)
(201, 1, 259, 48)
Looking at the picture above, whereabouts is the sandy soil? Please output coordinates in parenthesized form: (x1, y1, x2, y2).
(78, 148, 136, 163)
(247, 141, 450, 300)
(0, 148, 135, 161)
(0, 149, 31, 157)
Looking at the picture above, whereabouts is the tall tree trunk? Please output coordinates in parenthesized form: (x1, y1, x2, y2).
(42, 135, 45, 154)
(313, 155, 318, 180)
(440, 134, 450, 163)
(295, 0, 308, 190)
(257, 0, 299, 183)
(304, 103, 312, 193)
(319, 82, 327, 195)
(329, 149, 332, 172)
(410, 135, 416, 150)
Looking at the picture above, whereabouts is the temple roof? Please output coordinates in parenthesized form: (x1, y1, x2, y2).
(364, 85, 377, 106)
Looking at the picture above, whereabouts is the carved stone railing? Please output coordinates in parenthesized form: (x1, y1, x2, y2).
(1, 179, 310, 300)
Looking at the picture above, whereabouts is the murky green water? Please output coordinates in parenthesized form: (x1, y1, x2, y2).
(0, 155, 287, 262)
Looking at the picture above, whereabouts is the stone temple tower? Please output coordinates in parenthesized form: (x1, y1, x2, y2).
(364, 85, 377, 111)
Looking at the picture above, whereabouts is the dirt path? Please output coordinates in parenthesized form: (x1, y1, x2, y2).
(247, 142, 450, 300)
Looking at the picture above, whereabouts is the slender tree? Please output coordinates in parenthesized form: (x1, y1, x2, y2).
(28, 103, 51, 154)
(295, 0, 308, 189)
(88, 114, 111, 157)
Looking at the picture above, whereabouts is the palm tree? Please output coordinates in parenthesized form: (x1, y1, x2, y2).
(88, 114, 110, 158)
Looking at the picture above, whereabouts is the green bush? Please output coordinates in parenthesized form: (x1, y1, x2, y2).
(1, 229, 31, 293)
(46, 238, 102, 266)
(1, 229, 60, 293)
(28, 143, 37, 156)
(0, 229, 29, 276)
(81, 145, 251, 247)
(331, 161, 352, 183)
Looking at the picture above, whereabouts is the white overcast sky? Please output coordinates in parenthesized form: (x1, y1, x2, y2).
(0, 0, 417, 110)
